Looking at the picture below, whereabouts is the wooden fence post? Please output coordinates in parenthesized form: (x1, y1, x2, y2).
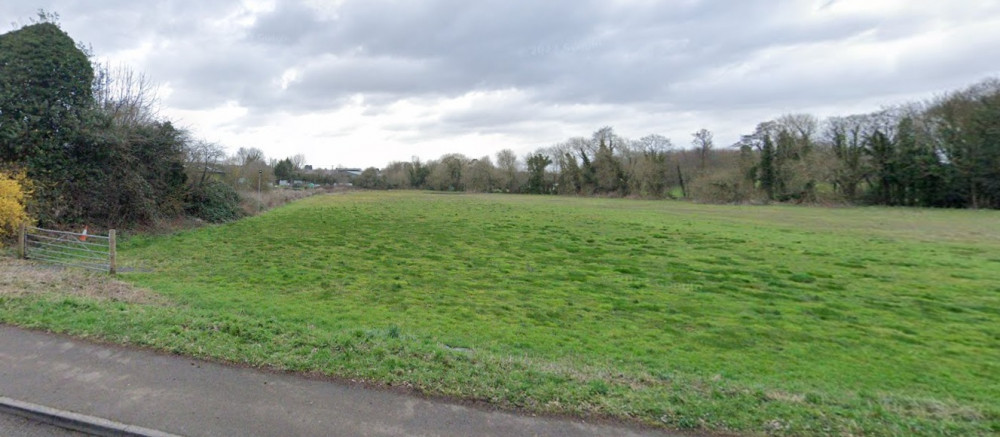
(108, 229, 117, 275)
(17, 223, 26, 259)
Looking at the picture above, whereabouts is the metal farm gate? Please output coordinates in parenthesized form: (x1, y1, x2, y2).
(17, 225, 117, 274)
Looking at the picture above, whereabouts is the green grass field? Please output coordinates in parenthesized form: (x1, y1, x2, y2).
(3, 191, 999, 435)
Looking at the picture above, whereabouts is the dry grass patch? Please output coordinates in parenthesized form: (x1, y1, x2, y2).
(238, 187, 350, 215)
(0, 258, 162, 304)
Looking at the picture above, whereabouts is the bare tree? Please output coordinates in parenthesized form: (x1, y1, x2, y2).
(427, 154, 468, 191)
(290, 154, 308, 171)
(824, 115, 870, 199)
(495, 149, 519, 192)
(590, 127, 626, 194)
(691, 128, 714, 172)
(463, 156, 496, 192)
(225, 147, 270, 190)
(778, 113, 818, 150)
(93, 61, 160, 128)
(633, 134, 674, 197)
(383, 161, 413, 189)
(186, 140, 227, 186)
(592, 126, 618, 151)
(637, 134, 673, 154)
(236, 147, 265, 166)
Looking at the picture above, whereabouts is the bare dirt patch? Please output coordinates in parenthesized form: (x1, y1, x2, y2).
(0, 257, 162, 304)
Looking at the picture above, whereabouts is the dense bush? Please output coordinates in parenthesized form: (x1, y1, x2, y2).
(185, 180, 243, 223)
(687, 169, 756, 204)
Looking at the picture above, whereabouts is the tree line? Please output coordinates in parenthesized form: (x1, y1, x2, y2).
(358, 79, 1000, 209)
(4, 13, 997, 236)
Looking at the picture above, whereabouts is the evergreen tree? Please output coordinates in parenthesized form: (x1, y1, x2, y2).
(759, 135, 776, 201)
(526, 153, 552, 194)
(274, 158, 295, 182)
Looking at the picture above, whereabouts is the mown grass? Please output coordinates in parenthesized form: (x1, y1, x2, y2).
(2, 191, 999, 435)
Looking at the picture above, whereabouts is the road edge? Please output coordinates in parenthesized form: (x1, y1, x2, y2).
(0, 396, 181, 437)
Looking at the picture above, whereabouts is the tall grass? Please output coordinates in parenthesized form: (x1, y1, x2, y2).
(237, 187, 326, 215)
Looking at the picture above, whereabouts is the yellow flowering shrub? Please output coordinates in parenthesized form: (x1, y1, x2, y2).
(0, 170, 32, 245)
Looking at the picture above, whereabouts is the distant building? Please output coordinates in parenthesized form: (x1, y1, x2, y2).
(334, 168, 363, 178)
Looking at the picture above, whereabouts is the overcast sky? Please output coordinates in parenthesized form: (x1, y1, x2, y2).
(5, 1, 1000, 168)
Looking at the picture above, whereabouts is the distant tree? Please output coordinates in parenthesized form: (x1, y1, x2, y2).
(464, 156, 495, 192)
(759, 133, 777, 201)
(863, 110, 899, 205)
(443, 154, 467, 191)
(525, 153, 552, 194)
(427, 154, 467, 191)
(778, 114, 818, 155)
(737, 117, 818, 202)
(355, 167, 384, 189)
(825, 115, 870, 200)
(495, 149, 519, 192)
(556, 150, 582, 195)
(273, 158, 294, 182)
(383, 161, 413, 189)
(592, 126, 617, 151)
(407, 157, 430, 188)
(185, 140, 227, 186)
(738, 143, 758, 196)
(579, 148, 597, 194)
(226, 147, 271, 191)
(774, 128, 796, 197)
(591, 127, 625, 195)
(893, 113, 943, 206)
(927, 79, 1000, 208)
(236, 147, 264, 166)
(691, 129, 714, 172)
(634, 134, 673, 197)
(290, 154, 308, 172)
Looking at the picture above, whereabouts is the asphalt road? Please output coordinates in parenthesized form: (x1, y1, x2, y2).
(0, 325, 674, 437)
(0, 411, 88, 437)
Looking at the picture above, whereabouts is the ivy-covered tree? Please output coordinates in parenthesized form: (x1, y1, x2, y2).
(928, 79, 1000, 209)
(825, 115, 869, 201)
(0, 22, 95, 223)
(759, 134, 777, 201)
(525, 153, 552, 194)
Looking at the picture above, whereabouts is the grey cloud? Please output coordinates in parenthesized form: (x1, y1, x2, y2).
(277, 56, 469, 110)
(3, 1, 234, 52)
(245, 2, 328, 46)
(237, 0, 1000, 139)
(3, 0, 1000, 155)
(149, 41, 283, 109)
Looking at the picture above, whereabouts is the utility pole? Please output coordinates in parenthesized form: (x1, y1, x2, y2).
(258, 169, 263, 213)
